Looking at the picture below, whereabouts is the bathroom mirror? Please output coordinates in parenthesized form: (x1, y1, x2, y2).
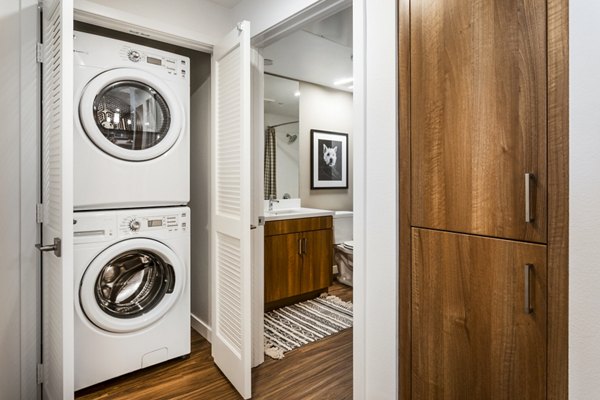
(264, 74, 300, 200)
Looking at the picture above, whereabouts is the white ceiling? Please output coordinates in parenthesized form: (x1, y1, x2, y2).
(262, 7, 353, 92)
(264, 74, 299, 118)
(206, 0, 242, 9)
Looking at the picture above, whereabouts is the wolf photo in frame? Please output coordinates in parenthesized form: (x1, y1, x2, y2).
(310, 129, 348, 189)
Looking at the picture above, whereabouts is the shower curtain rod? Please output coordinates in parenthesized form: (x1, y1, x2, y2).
(267, 120, 299, 129)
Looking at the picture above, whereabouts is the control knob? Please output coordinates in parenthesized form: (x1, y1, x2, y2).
(129, 220, 141, 232)
(128, 50, 141, 62)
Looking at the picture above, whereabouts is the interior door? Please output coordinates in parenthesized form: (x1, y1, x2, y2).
(410, 0, 547, 243)
(412, 228, 547, 398)
(211, 20, 252, 399)
(40, 0, 74, 398)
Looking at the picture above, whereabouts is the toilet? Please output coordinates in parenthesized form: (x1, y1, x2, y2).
(333, 211, 354, 286)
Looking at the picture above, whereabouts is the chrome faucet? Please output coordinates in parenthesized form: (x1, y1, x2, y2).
(268, 196, 280, 212)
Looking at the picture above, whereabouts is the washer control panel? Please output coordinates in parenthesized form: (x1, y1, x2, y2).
(119, 209, 189, 236)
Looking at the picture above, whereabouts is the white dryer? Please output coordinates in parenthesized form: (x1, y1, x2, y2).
(73, 207, 190, 390)
(74, 31, 190, 210)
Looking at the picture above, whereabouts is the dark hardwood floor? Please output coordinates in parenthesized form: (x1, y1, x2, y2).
(76, 282, 353, 400)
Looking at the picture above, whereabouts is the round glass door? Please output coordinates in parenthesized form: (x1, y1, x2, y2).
(79, 68, 183, 161)
(80, 238, 184, 333)
(93, 81, 171, 152)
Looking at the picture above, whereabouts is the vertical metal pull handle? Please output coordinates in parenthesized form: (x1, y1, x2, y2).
(525, 173, 535, 223)
(298, 238, 303, 256)
(524, 264, 533, 314)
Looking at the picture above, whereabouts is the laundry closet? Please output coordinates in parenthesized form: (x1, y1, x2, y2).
(70, 22, 212, 391)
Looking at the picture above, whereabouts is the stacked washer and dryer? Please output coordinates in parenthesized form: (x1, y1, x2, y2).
(72, 31, 191, 390)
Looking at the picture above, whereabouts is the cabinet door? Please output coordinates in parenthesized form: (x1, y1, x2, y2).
(264, 233, 302, 303)
(411, 0, 547, 243)
(301, 229, 332, 293)
(412, 228, 547, 399)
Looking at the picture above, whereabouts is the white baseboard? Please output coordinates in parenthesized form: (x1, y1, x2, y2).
(191, 314, 211, 343)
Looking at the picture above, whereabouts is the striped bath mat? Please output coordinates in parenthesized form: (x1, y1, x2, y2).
(264, 294, 353, 359)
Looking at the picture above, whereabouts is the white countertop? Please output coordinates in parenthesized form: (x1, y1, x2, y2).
(263, 207, 334, 222)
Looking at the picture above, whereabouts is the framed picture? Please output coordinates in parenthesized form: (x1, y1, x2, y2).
(310, 129, 348, 189)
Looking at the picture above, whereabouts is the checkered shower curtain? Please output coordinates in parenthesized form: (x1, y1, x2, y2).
(264, 126, 277, 199)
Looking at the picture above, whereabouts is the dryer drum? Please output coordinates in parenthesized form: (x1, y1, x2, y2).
(92, 80, 172, 151)
(94, 249, 175, 319)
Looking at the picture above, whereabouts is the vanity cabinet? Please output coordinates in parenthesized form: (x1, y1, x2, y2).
(264, 216, 333, 308)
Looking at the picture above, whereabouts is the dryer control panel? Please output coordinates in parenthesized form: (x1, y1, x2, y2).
(119, 46, 189, 79)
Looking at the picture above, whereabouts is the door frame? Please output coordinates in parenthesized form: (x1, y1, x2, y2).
(397, 0, 569, 398)
(72, 0, 400, 397)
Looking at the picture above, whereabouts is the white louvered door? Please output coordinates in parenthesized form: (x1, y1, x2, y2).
(40, 0, 74, 398)
(211, 21, 252, 399)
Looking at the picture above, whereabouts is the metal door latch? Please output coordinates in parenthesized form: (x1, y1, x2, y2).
(35, 237, 61, 258)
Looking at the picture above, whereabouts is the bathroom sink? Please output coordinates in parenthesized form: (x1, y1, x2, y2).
(264, 207, 334, 221)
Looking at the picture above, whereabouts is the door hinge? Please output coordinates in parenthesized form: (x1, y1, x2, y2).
(36, 43, 43, 63)
(36, 203, 44, 224)
(37, 363, 44, 384)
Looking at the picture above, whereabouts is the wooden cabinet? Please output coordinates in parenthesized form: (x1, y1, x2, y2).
(400, 0, 568, 398)
(410, 0, 547, 243)
(412, 228, 547, 399)
(264, 216, 332, 308)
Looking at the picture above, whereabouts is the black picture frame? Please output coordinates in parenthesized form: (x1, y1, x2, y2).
(310, 129, 349, 189)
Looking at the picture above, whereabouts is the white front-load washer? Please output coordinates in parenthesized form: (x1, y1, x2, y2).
(73, 207, 190, 390)
(74, 31, 190, 210)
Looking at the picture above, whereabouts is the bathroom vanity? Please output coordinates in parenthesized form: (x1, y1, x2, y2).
(263, 213, 333, 310)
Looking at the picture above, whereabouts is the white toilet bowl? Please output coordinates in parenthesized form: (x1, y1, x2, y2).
(333, 211, 354, 286)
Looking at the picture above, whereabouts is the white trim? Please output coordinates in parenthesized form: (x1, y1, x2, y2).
(250, 0, 351, 49)
(74, 0, 214, 52)
(191, 314, 212, 343)
(353, 1, 399, 398)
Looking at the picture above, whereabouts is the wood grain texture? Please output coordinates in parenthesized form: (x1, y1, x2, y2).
(301, 229, 333, 293)
(76, 283, 353, 400)
(411, 228, 547, 399)
(264, 216, 332, 237)
(264, 233, 302, 303)
(398, 0, 412, 398)
(264, 218, 332, 307)
(410, 0, 548, 243)
(546, 0, 569, 398)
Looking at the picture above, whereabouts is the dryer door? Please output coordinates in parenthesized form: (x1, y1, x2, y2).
(79, 68, 184, 161)
(80, 238, 185, 333)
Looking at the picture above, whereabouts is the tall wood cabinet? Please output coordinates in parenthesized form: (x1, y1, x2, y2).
(400, 0, 568, 398)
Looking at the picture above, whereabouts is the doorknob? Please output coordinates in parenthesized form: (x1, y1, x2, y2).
(35, 237, 61, 258)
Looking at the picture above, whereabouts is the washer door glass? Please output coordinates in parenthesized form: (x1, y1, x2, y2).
(93, 81, 171, 151)
(95, 249, 175, 319)
(79, 68, 183, 162)
(80, 238, 184, 333)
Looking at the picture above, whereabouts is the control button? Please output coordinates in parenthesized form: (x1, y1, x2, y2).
(128, 50, 141, 62)
(129, 220, 141, 232)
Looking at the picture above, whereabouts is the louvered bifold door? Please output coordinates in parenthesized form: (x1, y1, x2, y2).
(40, 0, 74, 399)
(210, 21, 252, 400)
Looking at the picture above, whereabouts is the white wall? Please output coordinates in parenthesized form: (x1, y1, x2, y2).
(190, 77, 213, 335)
(299, 82, 353, 211)
(0, 1, 39, 398)
(0, 2, 24, 398)
(353, 0, 398, 397)
(232, 0, 320, 37)
(570, 3, 600, 398)
(265, 113, 299, 199)
(75, 0, 233, 47)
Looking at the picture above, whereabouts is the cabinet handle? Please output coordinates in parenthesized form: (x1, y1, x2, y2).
(524, 264, 533, 314)
(298, 238, 303, 256)
(303, 237, 307, 255)
(525, 173, 535, 223)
